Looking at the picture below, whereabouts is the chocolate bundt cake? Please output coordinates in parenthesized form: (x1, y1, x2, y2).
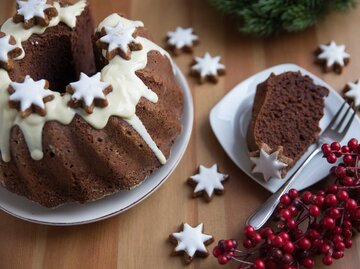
(247, 71, 329, 180)
(0, 0, 183, 207)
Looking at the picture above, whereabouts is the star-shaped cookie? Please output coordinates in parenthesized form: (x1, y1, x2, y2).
(96, 22, 142, 60)
(169, 223, 214, 264)
(190, 52, 225, 83)
(166, 27, 199, 55)
(66, 72, 113, 114)
(315, 41, 350, 74)
(13, 0, 58, 29)
(0, 32, 22, 71)
(8, 75, 54, 118)
(250, 148, 288, 181)
(344, 80, 360, 107)
(188, 164, 229, 202)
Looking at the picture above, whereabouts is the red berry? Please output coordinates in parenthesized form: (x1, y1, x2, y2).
(323, 255, 333, 265)
(252, 233, 262, 244)
(302, 191, 313, 204)
(309, 205, 320, 216)
(279, 231, 290, 242)
(280, 194, 291, 205)
(323, 217, 336, 230)
(341, 145, 350, 153)
(343, 176, 354, 186)
(223, 240, 234, 250)
(348, 138, 358, 150)
(271, 236, 284, 247)
(259, 227, 273, 238)
(283, 241, 295, 253)
(288, 189, 298, 199)
(343, 155, 353, 164)
(280, 209, 291, 220)
(287, 219, 297, 229)
(335, 241, 345, 251)
(327, 154, 337, 164)
(343, 228, 352, 238)
(316, 196, 325, 207)
(327, 184, 338, 193)
(244, 225, 255, 236)
(332, 251, 344, 259)
(298, 238, 311, 250)
(217, 255, 228, 265)
(282, 253, 294, 264)
(213, 246, 223, 257)
(343, 220, 352, 229)
(325, 194, 337, 207)
(308, 230, 320, 239)
(322, 144, 332, 155)
(331, 142, 341, 151)
(253, 259, 265, 269)
(328, 208, 341, 219)
(335, 166, 346, 178)
(345, 199, 357, 210)
(321, 243, 331, 254)
(303, 258, 315, 268)
(337, 190, 349, 201)
(344, 238, 352, 248)
(243, 239, 252, 249)
(333, 234, 344, 243)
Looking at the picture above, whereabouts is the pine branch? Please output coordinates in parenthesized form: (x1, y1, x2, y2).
(208, 0, 357, 36)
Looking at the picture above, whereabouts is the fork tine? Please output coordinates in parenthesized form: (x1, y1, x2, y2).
(323, 102, 347, 133)
(333, 103, 352, 132)
(340, 105, 359, 135)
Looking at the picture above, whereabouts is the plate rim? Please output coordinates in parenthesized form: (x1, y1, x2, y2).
(210, 63, 359, 193)
(0, 64, 194, 226)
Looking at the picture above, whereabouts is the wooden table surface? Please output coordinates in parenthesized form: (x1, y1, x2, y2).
(0, 0, 359, 268)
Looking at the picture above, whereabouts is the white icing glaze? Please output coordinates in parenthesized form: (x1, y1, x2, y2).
(318, 41, 350, 67)
(250, 149, 288, 181)
(69, 72, 111, 107)
(167, 27, 199, 49)
(171, 223, 213, 258)
(0, 10, 171, 165)
(9, 75, 52, 111)
(16, 0, 53, 21)
(190, 164, 227, 198)
(191, 52, 225, 78)
(100, 22, 139, 54)
(1, 1, 86, 59)
(0, 34, 18, 62)
(345, 80, 360, 107)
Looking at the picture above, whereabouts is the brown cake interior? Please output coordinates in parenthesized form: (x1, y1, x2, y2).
(247, 71, 329, 173)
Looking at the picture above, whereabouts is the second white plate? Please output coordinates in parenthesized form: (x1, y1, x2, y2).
(210, 64, 360, 193)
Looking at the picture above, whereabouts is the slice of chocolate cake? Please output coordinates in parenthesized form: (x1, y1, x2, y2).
(247, 71, 329, 180)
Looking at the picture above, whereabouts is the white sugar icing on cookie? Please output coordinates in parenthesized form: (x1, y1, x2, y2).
(345, 80, 360, 107)
(68, 72, 111, 108)
(250, 148, 288, 181)
(190, 164, 227, 198)
(167, 27, 199, 49)
(16, 0, 53, 21)
(171, 223, 213, 258)
(0, 6, 171, 164)
(191, 52, 225, 78)
(317, 41, 350, 68)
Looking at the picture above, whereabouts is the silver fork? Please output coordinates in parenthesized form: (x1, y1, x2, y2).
(246, 102, 359, 230)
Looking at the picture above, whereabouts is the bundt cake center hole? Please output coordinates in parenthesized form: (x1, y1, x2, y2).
(8, 10, 96, 93)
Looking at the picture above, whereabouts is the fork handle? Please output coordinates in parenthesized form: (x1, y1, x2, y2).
(246, 147, 322, 230)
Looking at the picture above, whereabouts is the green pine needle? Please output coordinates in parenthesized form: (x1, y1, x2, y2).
(208, 0, 357, 36)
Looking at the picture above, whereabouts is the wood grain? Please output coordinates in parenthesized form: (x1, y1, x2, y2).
(0, 1, 359, 268)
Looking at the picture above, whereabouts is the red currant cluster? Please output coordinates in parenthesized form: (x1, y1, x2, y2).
(213, 138, 360, 269)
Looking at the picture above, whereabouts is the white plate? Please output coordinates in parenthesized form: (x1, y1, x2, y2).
(0, 65, 194, 225)
(210, 64, 360, 193)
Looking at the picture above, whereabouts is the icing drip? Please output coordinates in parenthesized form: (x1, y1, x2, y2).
(0, 10, 171, 165)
